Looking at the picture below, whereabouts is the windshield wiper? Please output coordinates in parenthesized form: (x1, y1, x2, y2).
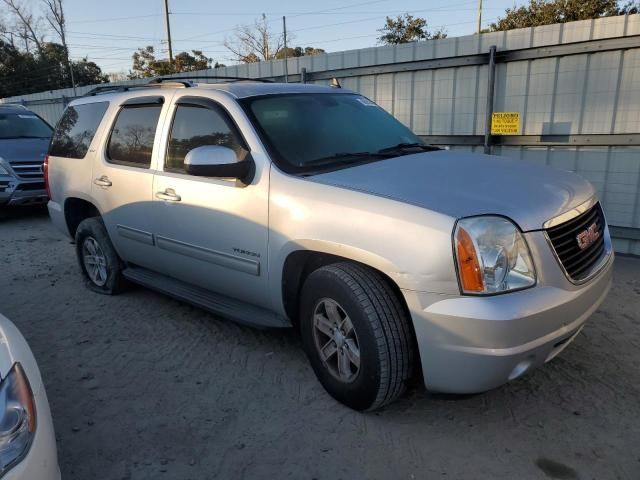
(377, 142, 440, 154)
(305, 151, 393, 167)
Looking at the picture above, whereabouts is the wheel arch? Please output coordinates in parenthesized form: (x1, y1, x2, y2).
(279, 242, 410, 327)
(64, 196, 101, 239)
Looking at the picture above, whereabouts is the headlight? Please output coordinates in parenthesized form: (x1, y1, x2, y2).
(0, 363, 36, 476)
(454, 216, 536, 294)
(0, 158, 9, 175)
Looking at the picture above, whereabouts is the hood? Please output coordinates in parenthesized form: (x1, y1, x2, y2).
(0, 137, 50, 163)
(307, 150, 595, 231)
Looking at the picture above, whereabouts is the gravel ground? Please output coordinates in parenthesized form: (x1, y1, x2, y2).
(1, 208, 639, 480)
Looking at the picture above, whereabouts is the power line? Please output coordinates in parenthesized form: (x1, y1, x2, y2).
(170, 2, 477, 47)
(67, 14, 162, 25)
(178, 0, 393, 42)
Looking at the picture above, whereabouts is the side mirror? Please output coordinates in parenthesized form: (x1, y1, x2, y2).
(184, 145, 253, 183)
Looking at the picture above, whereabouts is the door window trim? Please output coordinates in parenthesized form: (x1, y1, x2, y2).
(105, 101, 164, 169)
(162, 97, 250, 175)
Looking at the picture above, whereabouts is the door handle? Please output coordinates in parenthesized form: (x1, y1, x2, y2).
(93, 176, 112, 187)
(156, 188, 181, 202)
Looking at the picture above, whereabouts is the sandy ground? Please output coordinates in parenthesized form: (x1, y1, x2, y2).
(1, 207, 639, 480)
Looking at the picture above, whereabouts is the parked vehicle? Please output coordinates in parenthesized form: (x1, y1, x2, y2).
(0, 313, 60, 479)
(46, 78, 613, 411)
(0, 105, 52, 210)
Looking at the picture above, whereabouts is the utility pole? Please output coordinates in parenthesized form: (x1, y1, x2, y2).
(67, 48, 77, 97)
(163, 0, 173, 62)
(476, 0, 483, 34)
(282, 16, 288, 83)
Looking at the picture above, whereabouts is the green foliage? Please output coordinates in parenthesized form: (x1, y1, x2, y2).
(378, 13, 447, 44)
(128, 46, 224, 79)
(273, 46, 326, 59)
(0, 40, 107, 98)
(489, 0, 636, 31)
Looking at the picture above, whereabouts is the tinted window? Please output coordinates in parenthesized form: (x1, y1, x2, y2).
(244, 94, 421, 173)
(0, 112, 52, 139)
(107, 105, 161, 168)
(165, 105, 246, 173)
(49, 102, 108, 158)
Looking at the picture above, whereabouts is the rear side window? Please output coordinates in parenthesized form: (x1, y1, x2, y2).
(107, 105, 162, 168)
(49, 102, 109, 159)
(165, 105, 246, 173)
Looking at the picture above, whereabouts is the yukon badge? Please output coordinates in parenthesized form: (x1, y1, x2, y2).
(576, 223, 600, 250)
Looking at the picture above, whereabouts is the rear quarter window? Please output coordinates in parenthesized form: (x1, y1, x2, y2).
(49, 102, 109, 159)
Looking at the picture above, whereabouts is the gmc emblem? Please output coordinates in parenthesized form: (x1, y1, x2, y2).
(576, 223, 600, 250)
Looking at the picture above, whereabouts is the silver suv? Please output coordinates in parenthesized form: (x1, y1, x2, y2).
(0, 105, 51, 209)
(46, 78, 613, 411)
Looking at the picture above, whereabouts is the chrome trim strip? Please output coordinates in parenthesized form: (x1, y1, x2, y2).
(542, 196, 599, 230)
(116, 225, 155, 246)
(155, 236, 260, 276)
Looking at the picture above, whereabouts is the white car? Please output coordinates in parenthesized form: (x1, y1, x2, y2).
(0, 314, 59, 479)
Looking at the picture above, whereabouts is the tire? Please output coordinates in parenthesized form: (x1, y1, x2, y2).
(75, 217, 127, 295)
(300, 262, 415, 411)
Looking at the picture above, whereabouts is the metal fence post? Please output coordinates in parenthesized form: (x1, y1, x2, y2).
(484, 45, 497, 154)
(301, 67, 307, 84)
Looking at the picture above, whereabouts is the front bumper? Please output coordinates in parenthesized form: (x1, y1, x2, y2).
(0, 177, 48, 207)
(4, 385, 60, 480)
(0, 316, 60, 480)
(403, 252, 613, 394)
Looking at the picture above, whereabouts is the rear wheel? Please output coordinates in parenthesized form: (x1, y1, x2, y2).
(300, 262, 415, 411)
(75, 217, 127, 295)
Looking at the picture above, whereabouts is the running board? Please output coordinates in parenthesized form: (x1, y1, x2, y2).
(122, 266, 289, 328)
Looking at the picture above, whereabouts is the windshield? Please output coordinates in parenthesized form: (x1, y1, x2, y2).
(243, 93, 425, 173)
(0, 112, 53, 139)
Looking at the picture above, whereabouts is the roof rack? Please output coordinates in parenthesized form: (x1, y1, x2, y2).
(149, 75, 274, 84)
(85, 85, 141, 96)
(84, 80, 192, 97)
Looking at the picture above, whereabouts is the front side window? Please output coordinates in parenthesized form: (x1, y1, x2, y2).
(165, 105, 246, 173)
(49, 102, 108, 159)
(242, 93, 424, 174)
(107, 105, 162, 168)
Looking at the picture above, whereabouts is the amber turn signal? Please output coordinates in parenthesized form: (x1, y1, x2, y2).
(455, 226, 485, 292)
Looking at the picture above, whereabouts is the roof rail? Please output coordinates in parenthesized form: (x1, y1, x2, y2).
(85, 80, 193, 97)
(84, 85, 141, 96)
(149, 75, 274, 84)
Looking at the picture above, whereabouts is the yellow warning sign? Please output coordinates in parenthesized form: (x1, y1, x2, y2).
(491, 112, 520, 135)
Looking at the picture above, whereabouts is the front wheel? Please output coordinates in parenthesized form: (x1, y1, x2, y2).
(300, 263, 415, 411)
(75, 217, 127, 295)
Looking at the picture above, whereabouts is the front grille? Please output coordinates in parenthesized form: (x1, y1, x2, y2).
(15, 181, 45, 191)
(546, 202, 606, 282)
(9, 161, 43, 180)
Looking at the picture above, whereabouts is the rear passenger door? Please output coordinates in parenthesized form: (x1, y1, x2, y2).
(151, 95, 270, 309)
(91, 95, 171, 268)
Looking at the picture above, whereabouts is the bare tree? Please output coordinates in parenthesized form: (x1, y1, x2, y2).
(42, 0, 75, 91)
(1, 0, 44, 52)
(224, 14, 284, 63)
(0, 14, 16, 47)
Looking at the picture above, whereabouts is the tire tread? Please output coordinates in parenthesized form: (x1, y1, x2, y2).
(319, 263, 414, 410)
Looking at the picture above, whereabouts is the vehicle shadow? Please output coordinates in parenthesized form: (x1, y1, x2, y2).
(0, 204, 49, 222)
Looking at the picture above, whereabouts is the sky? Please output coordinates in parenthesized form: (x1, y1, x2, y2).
(59, 0, 524, 75)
